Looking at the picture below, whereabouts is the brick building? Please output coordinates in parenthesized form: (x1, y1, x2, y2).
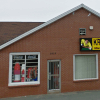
(0, 4, 100, 98)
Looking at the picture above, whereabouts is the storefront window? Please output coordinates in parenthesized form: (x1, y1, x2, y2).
(73, 54, 98, 81)
(8, 52, 40, 86)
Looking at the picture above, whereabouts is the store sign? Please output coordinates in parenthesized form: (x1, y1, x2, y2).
(28, 55, 36, 59)
(80, 38, 100, 51)
(14, 55, 23, 59)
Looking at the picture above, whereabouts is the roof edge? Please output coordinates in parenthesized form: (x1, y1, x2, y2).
(0, 4, 100, 50)
(82, 4, 100, 17)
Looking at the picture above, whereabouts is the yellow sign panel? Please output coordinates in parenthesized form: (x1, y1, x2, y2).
(92, 38, 100, 50)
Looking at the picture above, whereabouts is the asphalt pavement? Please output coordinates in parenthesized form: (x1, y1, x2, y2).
(1, 90, 100, 100)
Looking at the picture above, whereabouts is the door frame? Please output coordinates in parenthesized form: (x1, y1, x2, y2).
(47, 59, 61, 93)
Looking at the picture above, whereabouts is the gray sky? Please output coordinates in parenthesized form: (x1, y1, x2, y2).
(0, 0, 100, 22)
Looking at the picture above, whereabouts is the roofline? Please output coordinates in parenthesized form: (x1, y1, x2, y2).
(0, 4, 100, 50)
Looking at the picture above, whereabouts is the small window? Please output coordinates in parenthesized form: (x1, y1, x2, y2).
(8, 52, 40, 86)
(73, 54, 98, 81)
(79, 28, 86, 35)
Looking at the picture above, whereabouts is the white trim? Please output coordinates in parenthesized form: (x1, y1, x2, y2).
(10, 52, 40, 55)
(48, 59, 61, 62)
(8, 81, 40, 86)
(73, 55, 75, 81)
(0, 4, 100, 50)
(8, 52, 40, 86)
(96, 54, 99, 79)
(47, 60, 61, 93)
(73, 54, 98, 81)
(49, 89, 60, 91)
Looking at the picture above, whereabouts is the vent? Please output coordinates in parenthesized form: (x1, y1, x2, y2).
(79, 28, 86, 35)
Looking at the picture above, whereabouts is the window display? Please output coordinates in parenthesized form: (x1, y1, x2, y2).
(8, 52, 40, 86)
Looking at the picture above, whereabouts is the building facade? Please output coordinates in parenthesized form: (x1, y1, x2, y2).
(0, 4, 100, 98)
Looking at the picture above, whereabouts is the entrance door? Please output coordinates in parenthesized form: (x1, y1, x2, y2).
(47, 60, 61, 93)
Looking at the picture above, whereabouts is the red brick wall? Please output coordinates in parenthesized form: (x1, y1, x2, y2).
(0, 8, 100, 98)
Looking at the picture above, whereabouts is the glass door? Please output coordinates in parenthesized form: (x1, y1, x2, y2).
(47, 60, 61, 93)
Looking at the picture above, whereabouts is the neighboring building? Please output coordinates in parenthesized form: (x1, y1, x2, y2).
(0, 4, 100, 98)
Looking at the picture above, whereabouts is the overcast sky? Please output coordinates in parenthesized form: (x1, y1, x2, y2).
(0, 0, 100, 22)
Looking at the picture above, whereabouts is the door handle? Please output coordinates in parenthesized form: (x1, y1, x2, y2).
(49, 72, 51, 80)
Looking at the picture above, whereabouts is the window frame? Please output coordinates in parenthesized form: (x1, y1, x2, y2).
(73, 54, 98, 81)
(8, 52, 40, 86)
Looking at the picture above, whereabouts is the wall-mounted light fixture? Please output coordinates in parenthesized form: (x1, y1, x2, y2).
(89, 26, 93, 30)
(88, 13, 91, 16)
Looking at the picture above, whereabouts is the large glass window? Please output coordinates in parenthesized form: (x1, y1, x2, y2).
(73, 54, 98, 81)
(8, 52, 40, 86)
